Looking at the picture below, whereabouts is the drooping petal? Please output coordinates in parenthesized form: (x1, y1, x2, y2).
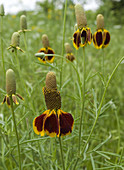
(93, 29, 103, 49)
(37, 48, 47, 63)
(80, 28, 87, 47)
(33, 110, 49, 136)
(12, 94, 19, 105)
(58, 109, 74, 136)
(6, 95, 10, 107)
(102, 29, 110, 48)
(86, 27, 92, 45)
(16, 93, 24, 100)
(44, 110, 60, 137)
(73, 29, 81, 50)
(2, 96, 6, 104)
(45, 47, 55, 63)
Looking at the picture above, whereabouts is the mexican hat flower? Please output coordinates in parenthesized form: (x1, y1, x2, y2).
(73, 4, 92, 50)
(64, 43, 75, 62)
(2, 69, 24, 107)
(93, 14, 110, 49)
(7, 32, 24, 52)
(37, 34, 55, 63)
(33, 72, 74, 137)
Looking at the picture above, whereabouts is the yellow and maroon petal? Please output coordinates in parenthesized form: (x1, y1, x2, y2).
(33, 110, 49, 136)
(86, 27, 92, 45)
(44, 110, 60, 137)
(45, 47, 55, 63)
(16, 93, 24, 100)
(80, 28, 87, 47)
(58, 109, 74, 137)
(102, 29, 110, 48)
(12, 94, 19, 105)
(37, 48, 46, 63)
(73, 29, 81, 50)
(93, 29, 103, 49)
(6, 95, 10, 107)
(2, 96, 6, 104)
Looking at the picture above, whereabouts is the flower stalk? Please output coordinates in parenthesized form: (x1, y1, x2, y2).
(9, 95, 21, 170)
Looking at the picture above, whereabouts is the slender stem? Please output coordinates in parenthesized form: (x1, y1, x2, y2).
(1, 16, 5, 76)
(78, 47, 86, 153)
(15, 49, 21, 76)
(60, 0, 68, 89)
(9, 95, 21, 170)
(59, 136, 65, 170)
(73, 56, 124, 169)
(102, 48, 105, 80)
(23, 32, 27, 51)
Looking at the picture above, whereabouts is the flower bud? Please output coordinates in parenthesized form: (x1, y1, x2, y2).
(11, 32, 20, 47)
(46, 72, 57, 90)
(42, 34, 49, 48)
(0, 4, 5, 16)
(20, 15, 27, 30)
(64, 43, 72, 53)
(6, 69, 16, 95)
(97, 14, 104, 30)
(75, 4, 87, 29)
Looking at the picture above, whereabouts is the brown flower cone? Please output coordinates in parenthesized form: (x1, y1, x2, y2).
(75, 4, 87, 29)
(97, 14, 104, 30)
(43, 87, 61, 110)
(42, 34, 49, 48)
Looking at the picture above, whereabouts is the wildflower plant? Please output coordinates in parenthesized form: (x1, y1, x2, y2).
(93, 14, 110, 49)
(73, 4, 92, 50)
(19, 15, 31, 33)
(1, 69, 23, 170)
(37, 34, 55, 63)
(33, 71, 74, 137)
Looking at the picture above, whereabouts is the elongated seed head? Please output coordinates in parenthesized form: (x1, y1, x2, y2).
(64, 43, 72, 53)
(46, 72, 57, 90)
(42, 34, 49, 48)
(0, 4, 5, 16)
(11, 32, 20, 47)
(6, 69, 16, 95)
(97, 14, 104, 30)
(20, 15, 27, 30)
(75, 4, 87, 29)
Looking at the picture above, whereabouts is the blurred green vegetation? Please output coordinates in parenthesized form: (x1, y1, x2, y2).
(0, 0, 124, 169)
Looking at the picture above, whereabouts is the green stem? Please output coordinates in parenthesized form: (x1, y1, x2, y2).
(102, 48, 105, 80)
(1, 16, 5, 76)
(9, 95, 21, 170)
(78, 47, 86, 153)
(59, 136, 65, 170)
(23, 32, 27, 51)
(60, 0, 68, 89)
(15, 49, 21, 76)
(73, 56, 124, 169)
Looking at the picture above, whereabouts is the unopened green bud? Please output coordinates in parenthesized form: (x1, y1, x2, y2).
(75, 4, 87, 29)
(20, 15, 27, 30)
(6, 69, 16, 95)
(97, 14, 104, 30)
(11, 32, 20, 47)
(42, 34, 49, 48)
(46, 72, 57, 90)
(0, 4, 5, 16)
(64, 43, 72, 53)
